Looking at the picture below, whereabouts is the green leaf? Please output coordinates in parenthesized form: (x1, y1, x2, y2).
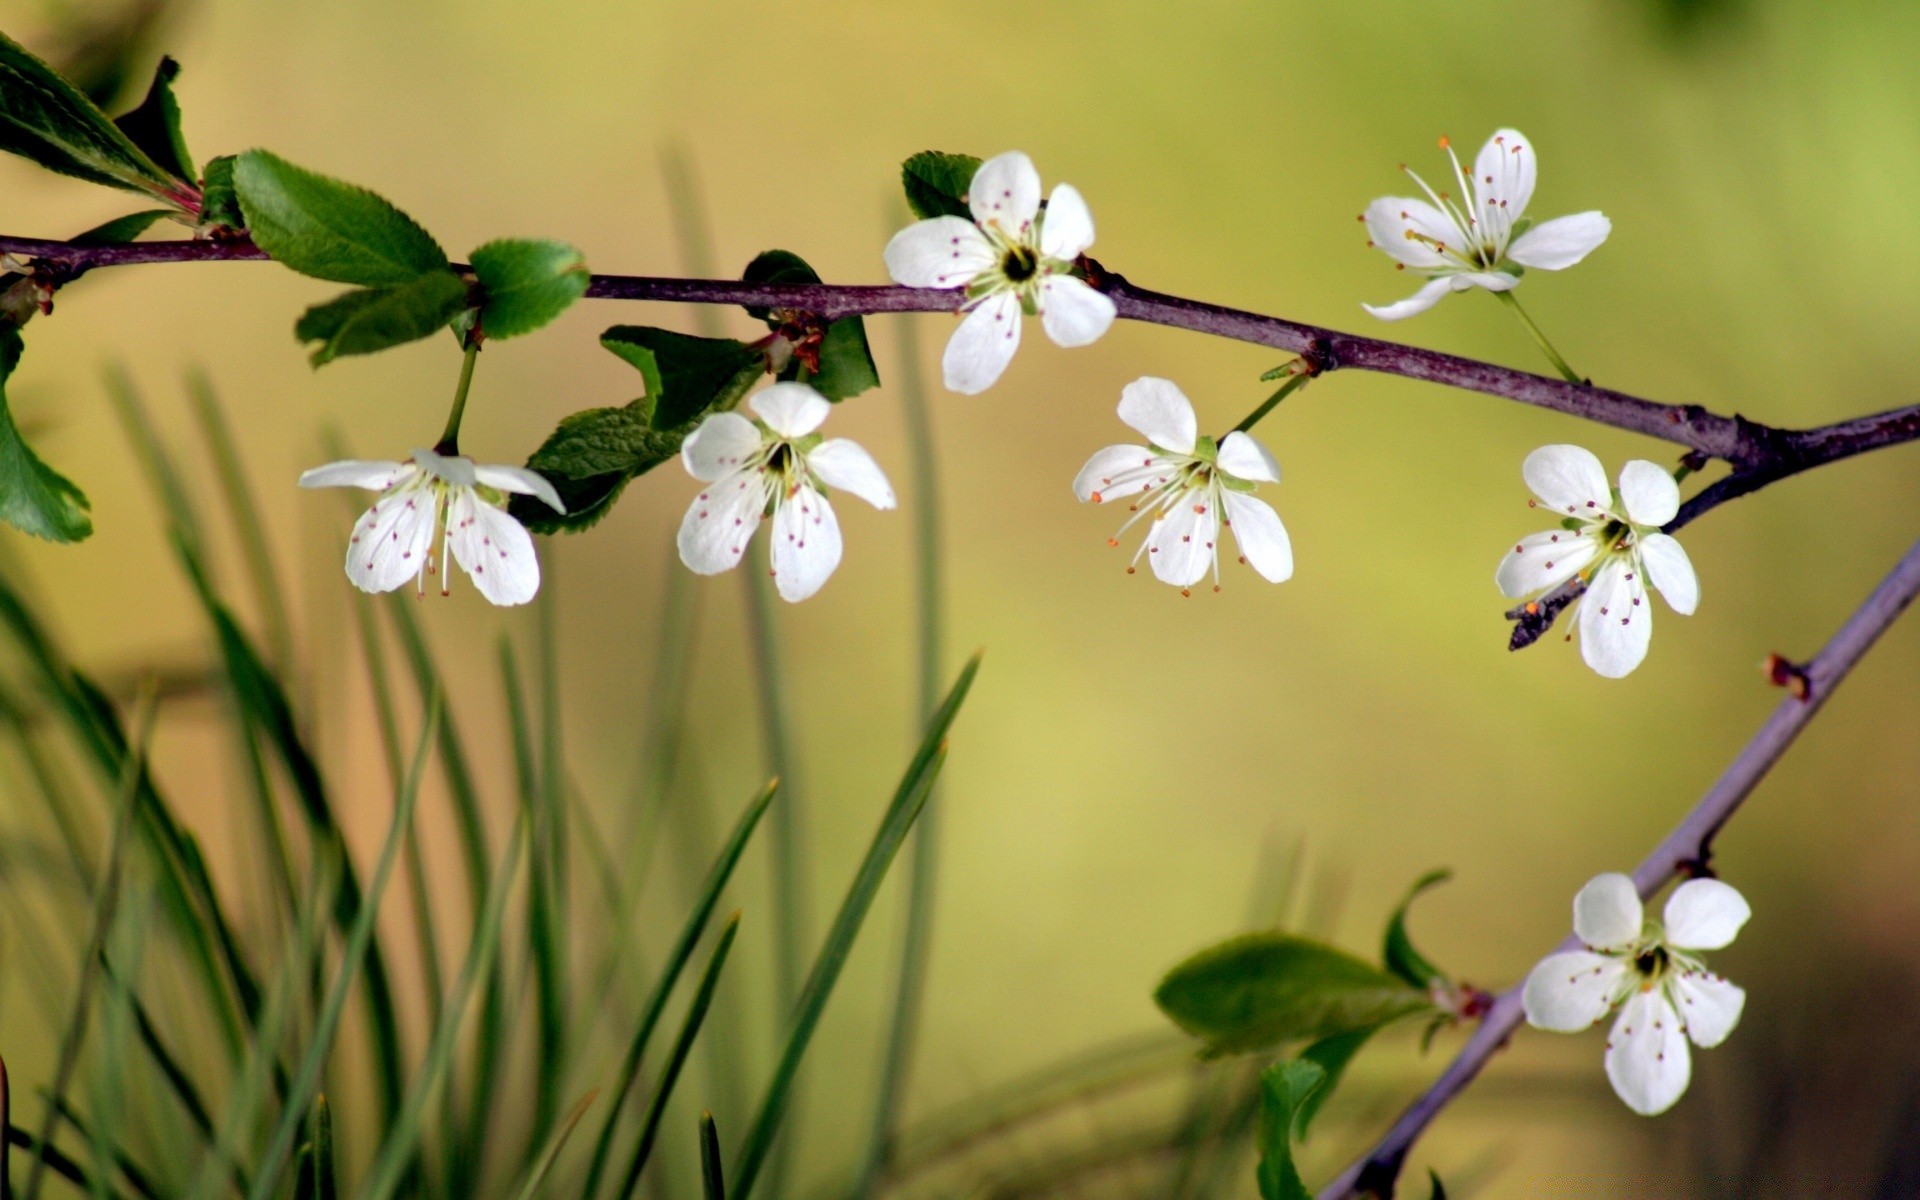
(699, 1114, 725, 1200)
(508, 404, 680, 534)
(1293, 1027, 1375, 1139)
(900, 151, 982, 221)
(740, 250, 879, 401)
(112, 56, 194, 183)
(293, 272, 470, 366)
(197, 155, 242, 231)
(70, 209, 175, 246)
(1154, 932, 1432, 1056)
(0, 330, 91, 541)
(1383, 869, 1452, 991)
(1256, 1059, 1325, 1200)
(470, 238, 590, 340)
(0, 30, 183, 198)
(600, 325, 764, 430)
(233, 149, 449, 285)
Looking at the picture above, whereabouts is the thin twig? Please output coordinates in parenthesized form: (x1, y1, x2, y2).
(1318, 530, 1920, 1200)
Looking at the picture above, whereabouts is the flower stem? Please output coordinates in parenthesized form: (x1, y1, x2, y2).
(1231, 369, 1312, 434)
(1493, 291, 1582, 384)
(435, 341, 481, 454)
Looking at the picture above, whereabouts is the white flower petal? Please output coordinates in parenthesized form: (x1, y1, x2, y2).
(968, 151, 1042, 238)
(1638, 533, 1698, 616)
(411, 447, 476, 487)
(1362, 277, 1453, 321)
(770, 484, 842, 602)
(1072, 444, 1166, 503)
(1363, 197, 1463, 269)
(677, 471, 766, 576)
(299, 459, 410, 491)
(883, 216, 996, 288)
(1473, 129, 1536, 226)
(1573, 872, 1644, 950)
(942, 291, 1022, 395)
(1662, 879, 1750, 951)
(1670, 970, 1745, 1048)
(1508, 212, 1611, 270)
(472, 464, 565, 514)
(1115, 377, 1197, 456)
(345, 485, 437, 594)
(1222, 490, 1292, 583)
(1494, 529, 1601, 598)
(1524, 950, 1630, 1032)
(1618, 460, 1680, 528)
(446, 489, 540, 606)
(681, 412, 765, 482)
(1145, 489, 1220, 588)
(806, 438, 895, 510)
(1039, 182, 1096, 261)
(1452, 270, 1520, 292)
(1037, 275, 1115, 348)
(1216, 431, 1279, 483)
(1606, 989, 1692, 1116)
(749, 383, 831, 438)
(1578, 557, 1653, 678)
(1522, 444, 1613, 516)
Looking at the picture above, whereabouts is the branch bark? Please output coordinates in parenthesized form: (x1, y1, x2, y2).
(1318, 530, 1920, 1199)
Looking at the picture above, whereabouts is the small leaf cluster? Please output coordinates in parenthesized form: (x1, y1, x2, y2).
(1155, 869, 1463, 1198)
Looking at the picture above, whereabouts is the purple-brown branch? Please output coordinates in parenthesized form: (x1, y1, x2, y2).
(1318, 530, 1920, 1199)
(6, 231, 1919, 648)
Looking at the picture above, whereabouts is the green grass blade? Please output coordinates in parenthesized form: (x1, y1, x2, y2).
(537, 584, 572, 1145)
(186, 368, 293, 671)
(36, 1099, 159, 1200)
(730, 653, 983, 1200)
(4, 1127, 133, 1200)
(856, 260, 946, 1197)
(580, 781, 777, 1200)
(103, 364, 207, 566)
(244, 694, 440, 1200)
(698, 1113, 725, 1200)
(21, 687, 155, 1200)
(292, 1096, 335, 1200)
(511, 1090, 597, 1200)
(615, 914, 742, 1199)
(355, 809, 530, 1200)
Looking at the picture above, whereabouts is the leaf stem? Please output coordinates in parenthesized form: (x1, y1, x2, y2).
(435, 340, 481, 454)
(1231, 370, 1312, 434)
(1492, 291, 1581, 384)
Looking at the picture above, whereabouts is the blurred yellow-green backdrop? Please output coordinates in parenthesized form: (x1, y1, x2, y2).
(4, 0, 1920, 1195)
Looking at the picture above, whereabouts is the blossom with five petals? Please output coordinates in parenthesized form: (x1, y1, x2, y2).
(676, 382, 895, 602)
(1524, 872, 1750, 1116)
(1362, 129, 1611, 320)
(1496, 444, 1699, 678)
(1073, 377, 1293, 593)
(884, 151, 1116, 394)
(299, 447, 565, 606)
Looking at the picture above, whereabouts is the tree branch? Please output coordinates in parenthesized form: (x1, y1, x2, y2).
(1319, 530, 1920, 1200)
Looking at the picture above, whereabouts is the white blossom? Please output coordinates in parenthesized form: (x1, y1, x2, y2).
(299, 447, 564, 606)
(1496, 444, 1699, 678)
(1073, 377, 1293, 594)
(1362, 129, 1610, 320)
(676, 382, 895, 602)
(884, 151, 1116, 394)
(1524, 873, 1750, 1116)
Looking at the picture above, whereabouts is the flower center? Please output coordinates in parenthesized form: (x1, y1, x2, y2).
(1000, 244, 1039, 283)
(1632, 944, 1670, 982)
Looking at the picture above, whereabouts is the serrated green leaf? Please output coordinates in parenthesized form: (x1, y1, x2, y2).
(740, 250, 878, 401)
(294, 272, 470, 367)
(900, 151, 982, 221)
(1155, 932, 1432, 1056)
(197, 155, 242, 231)
(0, 30, 183, 198)
(1384, 869, 1452, 991)
(112, 56, 194, 183)
(508, 404, 682, 534)
(0, 329, 91, 541)
(1293, 1027, 1374, 1139)
(234, 149, 449, 285)
(470, 238, 589, 339)
(1256, 1059, 1325, 1200)
(600, 325, 764, 430)
(70, 209, 175, 246)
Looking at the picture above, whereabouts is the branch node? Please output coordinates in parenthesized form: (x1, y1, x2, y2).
(1763, 652, 1814, 701)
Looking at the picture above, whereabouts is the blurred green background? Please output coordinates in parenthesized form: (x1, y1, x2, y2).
(4, 0, 1920, 1195)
